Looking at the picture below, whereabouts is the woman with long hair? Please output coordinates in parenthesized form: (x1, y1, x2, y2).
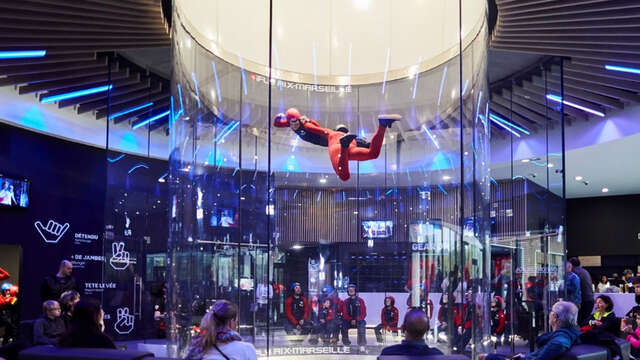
(59, 290, 80, 329)
(184, 300, 256, 360)
(57, 298, 115, 349)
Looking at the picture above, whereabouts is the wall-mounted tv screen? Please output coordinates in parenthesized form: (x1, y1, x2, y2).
(362, 220, 392, 238)
(0, 175, 29, 208)
(209, 208, 237, 227)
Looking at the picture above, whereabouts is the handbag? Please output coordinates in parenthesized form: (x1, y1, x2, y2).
(213, 343, 231, 360)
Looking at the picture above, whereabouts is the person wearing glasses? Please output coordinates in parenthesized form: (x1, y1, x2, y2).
(479, 301, 581, 360)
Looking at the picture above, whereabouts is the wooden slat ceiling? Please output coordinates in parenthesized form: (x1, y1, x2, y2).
(0, 0, 171, 132)
(490, 0, 640, 136)
(2, 1, 639, 137)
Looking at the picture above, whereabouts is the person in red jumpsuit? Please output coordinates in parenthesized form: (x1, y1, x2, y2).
(0, 267, 9, 281)
(437, 293, 460, 338)
(491, 296, 506, 342)
(340, 284, 368, 351)
(0, 283, 18, 345)
(274, 108, 401, 181)
(284, 282, 312, 341)
(375, 296, 399, 344)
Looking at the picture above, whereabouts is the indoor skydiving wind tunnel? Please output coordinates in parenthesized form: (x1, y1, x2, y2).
(165, 0, 560, 358)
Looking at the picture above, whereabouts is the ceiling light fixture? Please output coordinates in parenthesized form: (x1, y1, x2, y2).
(601, 187, 609, 193)
(605, 64, 640, 75)
(108, 102, 154, 120)
(0, 50, 46, 59)
(132, 110, 170, 130)
(546, 94, 605, 117)
(489, 113, 530, 135)
(490, 116, 521, 137)
(41, 84, 112, 104)
(575, 176, 583, 181)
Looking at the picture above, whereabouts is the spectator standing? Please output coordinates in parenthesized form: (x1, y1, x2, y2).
(40, 261, 80, 302)
(569, 258, 594, 325)
(565, 261, 581, 308)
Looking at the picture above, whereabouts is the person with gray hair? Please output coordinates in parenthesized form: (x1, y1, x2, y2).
(479, 301, 581, 360)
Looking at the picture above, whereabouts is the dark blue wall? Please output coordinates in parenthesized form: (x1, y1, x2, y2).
(0, 122, 106, 319)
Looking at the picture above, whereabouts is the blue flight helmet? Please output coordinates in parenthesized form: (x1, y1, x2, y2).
(290, 282, 301, 291)
(321, 285, 334, 295)
(347, 283, 357, 295)
(1, 282, 11, 291)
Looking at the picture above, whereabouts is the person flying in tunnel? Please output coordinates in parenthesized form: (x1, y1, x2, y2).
(273, 108, 401, 181)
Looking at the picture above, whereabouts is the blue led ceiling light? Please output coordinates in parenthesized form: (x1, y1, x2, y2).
(132, 110, 170, 130)
(41, 84, 112, 104)
(490, 116, 521, 137)
(489, 113, 530, 135)
(605, 64, 640, 75)
(546, 94, 604, 117)
(0, 50, 46, 59)
(108, 102, 153, 120)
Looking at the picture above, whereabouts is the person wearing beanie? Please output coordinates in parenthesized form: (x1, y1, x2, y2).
(339, 284, 368, 352)
(283, 282, 312, 341)
(375, 296, 399, 344)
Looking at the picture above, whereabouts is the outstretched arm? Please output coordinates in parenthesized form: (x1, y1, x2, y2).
(300, 116, 330, 137)
(273, 113, 290, 128)
(0, 267, 9, 281)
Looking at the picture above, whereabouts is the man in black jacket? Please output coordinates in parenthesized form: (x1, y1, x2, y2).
(380, 308, 443, 357)
(40, 260, 80, 302)
(569, 257, 594, 325)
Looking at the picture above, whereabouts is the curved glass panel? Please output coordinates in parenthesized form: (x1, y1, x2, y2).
(168, 1, 491, 357)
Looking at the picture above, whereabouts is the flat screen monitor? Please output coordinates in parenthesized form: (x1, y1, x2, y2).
(362, 220, 392, 238)
(210, 208, 236, 227)
(0, 175, 29, 208)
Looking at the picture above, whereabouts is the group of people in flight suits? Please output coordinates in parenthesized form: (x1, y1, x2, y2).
(283, 282, 507, 353)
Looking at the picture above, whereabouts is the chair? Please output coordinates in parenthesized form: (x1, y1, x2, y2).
(557, 344, 609, 360)
(17, 320, 35, 347)
(19, 345, 155, 360)
(378, 355, 470, 360)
